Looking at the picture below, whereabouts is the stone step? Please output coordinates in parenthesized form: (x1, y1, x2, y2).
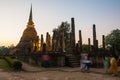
(66, 55, 80, 67)
(68, 58, 76, 60)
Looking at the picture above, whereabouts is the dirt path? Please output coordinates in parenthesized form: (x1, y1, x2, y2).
(0, 63, 119, 80)
(0, 69, 119, 80)
(22, 62, 43, 72)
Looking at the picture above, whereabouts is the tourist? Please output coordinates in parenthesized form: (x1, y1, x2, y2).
(110, 54, 118, 76)
(80, 55, 91, 72)
(80, 60, 86, 71)
(103, 56, 110, 73)
(42, 54, 50, 67)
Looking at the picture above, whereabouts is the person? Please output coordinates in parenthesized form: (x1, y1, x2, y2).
(80, 55, 91, 72)
(103, 56, 110, 73)
(85, 57, 91, 71)
(110, 54, 118, 76)
(80, 60, 86, 71)
(42, 54, 50, 67)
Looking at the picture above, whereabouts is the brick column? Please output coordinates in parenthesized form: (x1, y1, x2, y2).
(79, 30, 82, 53)
(71, 18, 76, 54)
(88, 38, 91, 53)
(102, 35, 105, 50)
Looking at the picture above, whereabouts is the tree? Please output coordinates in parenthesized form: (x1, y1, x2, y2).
(53, 21, 70, 37)
(52, 21, 71, 53)
(82, 44, 89, 53)
(0, 44, 15, 54)
(105, 29, 120, 54)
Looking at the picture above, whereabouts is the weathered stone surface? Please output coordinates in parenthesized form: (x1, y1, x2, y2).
(71, 18, 76, 53)
(17, 27, 38, 47)
(11, 6, 40, 55)
(79, 30, 82, 53)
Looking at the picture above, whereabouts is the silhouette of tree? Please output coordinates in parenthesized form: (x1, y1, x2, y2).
(0, 44, 15, 54)
(105, 29, 120, 54)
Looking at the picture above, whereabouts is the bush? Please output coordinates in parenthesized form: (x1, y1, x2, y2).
(4, 57, 22, 70)
(4, 57, 14, 65)
(12, 60, 22, 70)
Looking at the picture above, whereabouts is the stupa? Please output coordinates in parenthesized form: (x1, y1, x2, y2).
(11, 5, 40, 54)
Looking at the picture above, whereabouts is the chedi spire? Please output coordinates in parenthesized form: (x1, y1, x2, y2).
(28, 5, 34, 25)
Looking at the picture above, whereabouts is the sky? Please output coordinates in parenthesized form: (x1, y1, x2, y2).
(0, 0, 120, 47)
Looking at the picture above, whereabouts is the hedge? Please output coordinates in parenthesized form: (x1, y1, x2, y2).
(4, 57, 22, 70)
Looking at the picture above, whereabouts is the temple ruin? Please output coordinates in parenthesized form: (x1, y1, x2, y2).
(10, 5, 108, 68)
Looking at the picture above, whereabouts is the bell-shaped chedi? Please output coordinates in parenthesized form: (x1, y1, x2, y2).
(11, 6, 40, 54)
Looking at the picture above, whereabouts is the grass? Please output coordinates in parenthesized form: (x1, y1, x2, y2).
(0, 58, 12, 71)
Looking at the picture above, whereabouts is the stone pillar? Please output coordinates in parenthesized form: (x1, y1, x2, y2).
(93, 24, 96, 47)
(93, 24, 97, 53)
(88, 38, 91, 53)
(46, 32, 51, 52)
(79, 30, 82, 53)
(34, 36, 40, 52)
(70, 32, 72, 53)
(42, 43, 46, 53)
(96, 40, 98, 51)
(52, 31, 56, 52)
(71, 18, 76, 53)
(60, 23, 65, 52)
(102, 35, 105, 50)
(41, 34, 44, 52)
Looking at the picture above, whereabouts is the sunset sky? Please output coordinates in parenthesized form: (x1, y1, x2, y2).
(0, 0, 120, 47)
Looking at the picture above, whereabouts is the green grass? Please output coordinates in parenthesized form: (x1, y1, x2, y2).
(0, 59, 12, 70)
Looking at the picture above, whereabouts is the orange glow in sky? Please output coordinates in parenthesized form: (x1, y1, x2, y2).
(0, 0, 120, 47)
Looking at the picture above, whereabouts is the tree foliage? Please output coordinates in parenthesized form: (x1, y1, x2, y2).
(82, 44, 89, 53)
(0, 45, 15, 54)
(52, 21, 71, 53)
(105, 29, 120, 54)
(53, 21, 70, 36)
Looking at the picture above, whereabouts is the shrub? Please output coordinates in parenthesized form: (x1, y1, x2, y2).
(12, 60, 22, 70)
(4, 57, 22, 70)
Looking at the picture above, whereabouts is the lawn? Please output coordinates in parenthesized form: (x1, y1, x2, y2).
(0, 58, 11, 70)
